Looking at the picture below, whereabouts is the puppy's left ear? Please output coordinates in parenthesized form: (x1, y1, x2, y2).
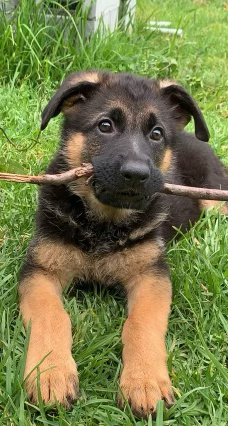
(41, 71, 101, 130)
(159, 80, 210, 142)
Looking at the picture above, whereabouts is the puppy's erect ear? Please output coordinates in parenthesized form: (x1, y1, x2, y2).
(41, 71, 101, 130)
(159, 80, 210, 142)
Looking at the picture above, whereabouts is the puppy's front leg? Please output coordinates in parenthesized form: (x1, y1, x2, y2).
(119, 273, 174, 418)
(19, 270, 78, 407)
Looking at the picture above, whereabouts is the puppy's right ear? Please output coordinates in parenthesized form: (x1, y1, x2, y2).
(41, 71, 101, 130)
(159, 79, 209, 142)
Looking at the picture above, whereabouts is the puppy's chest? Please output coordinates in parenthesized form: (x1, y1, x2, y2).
(35, 225, 163, 286)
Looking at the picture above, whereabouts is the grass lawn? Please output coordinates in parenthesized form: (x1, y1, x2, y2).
(0, 0, 228, 424)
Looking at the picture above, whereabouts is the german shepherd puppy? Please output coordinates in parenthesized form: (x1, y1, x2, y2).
(19, 71, 228, 418)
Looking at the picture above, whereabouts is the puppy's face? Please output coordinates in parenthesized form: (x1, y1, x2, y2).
(41, 71, 209, 218)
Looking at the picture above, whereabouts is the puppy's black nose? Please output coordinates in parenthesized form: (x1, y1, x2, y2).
(120, 161, 150, 185)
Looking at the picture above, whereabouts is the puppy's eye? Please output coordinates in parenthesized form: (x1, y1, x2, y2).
(150, 126, 163, 141)
(98, 119, 113, 133)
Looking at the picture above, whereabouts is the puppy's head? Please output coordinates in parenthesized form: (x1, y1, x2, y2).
(41, 71, 209, 220)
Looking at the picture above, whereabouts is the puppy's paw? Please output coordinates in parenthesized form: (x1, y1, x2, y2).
(118, 365, 174, 418)
(24, 352, 78, 408)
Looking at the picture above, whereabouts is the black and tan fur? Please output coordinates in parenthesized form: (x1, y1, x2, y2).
(19, 71, 228, 418)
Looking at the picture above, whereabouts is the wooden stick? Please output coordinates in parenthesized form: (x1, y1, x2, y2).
(162, 183, 228, 201)
(0, 164, 228, 201)
(0, 164, 94, 185)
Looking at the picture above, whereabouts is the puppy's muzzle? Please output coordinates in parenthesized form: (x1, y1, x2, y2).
(91, 155, 163, 210)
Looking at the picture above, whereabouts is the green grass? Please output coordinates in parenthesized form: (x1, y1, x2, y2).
(0, 0, 228, 424)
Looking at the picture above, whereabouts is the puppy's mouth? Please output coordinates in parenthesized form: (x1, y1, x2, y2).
(91, 180, 152, 209)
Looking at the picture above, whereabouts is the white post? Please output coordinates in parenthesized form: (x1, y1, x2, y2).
(83, 0, 121, 33)
(0, 0, 18, 14)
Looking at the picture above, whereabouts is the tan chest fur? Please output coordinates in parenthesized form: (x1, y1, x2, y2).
(33, 238, 164, 288)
